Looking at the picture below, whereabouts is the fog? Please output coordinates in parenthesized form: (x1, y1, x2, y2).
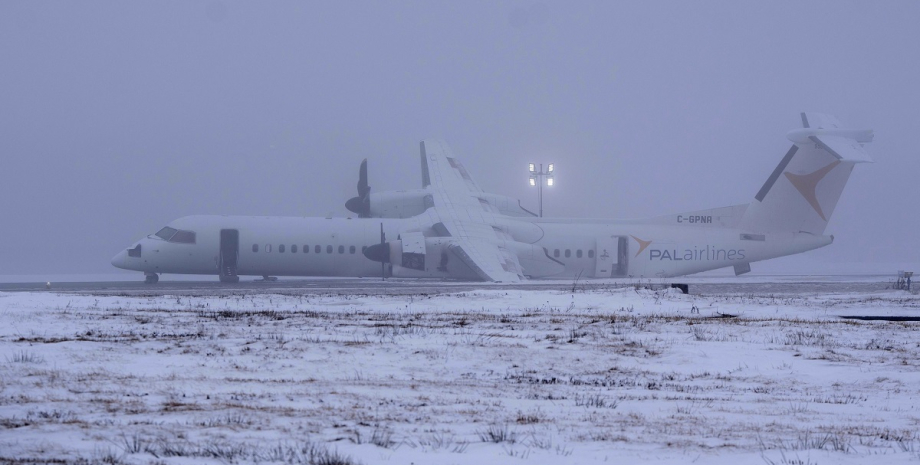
(1, 1, 918, 276)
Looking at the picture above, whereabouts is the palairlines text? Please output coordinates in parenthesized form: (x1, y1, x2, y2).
(649, 246, 745, 261)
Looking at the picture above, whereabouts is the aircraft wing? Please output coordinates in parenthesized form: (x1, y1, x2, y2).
(420, 139, 525, 282)
(420, 139, 484, 194)
(448, 236, 524, 283)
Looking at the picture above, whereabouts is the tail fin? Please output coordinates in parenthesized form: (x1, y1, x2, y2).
(739, 113, 873, 235)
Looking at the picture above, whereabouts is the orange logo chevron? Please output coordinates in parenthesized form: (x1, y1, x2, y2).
(631, 235, 652, 258)
(784, 161, 840, 221)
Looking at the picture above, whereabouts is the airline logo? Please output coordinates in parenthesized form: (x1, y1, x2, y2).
(630, 235, 651, 258)
(632, 235, 746, 261)
(784, 161, 840, 221)
(650, 246, 746, 261)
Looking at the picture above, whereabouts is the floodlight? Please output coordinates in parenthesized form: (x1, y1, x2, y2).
(526, 161, 554, 217)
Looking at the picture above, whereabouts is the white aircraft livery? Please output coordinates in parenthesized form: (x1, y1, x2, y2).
(112, 113, 872, 284)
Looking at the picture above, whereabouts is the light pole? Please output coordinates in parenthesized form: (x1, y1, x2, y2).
(528, 163, 554, 217)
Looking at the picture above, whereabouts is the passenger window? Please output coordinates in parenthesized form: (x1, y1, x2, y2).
(292, 245, 298, 253)
(303, 245, 309, 253)
(279, 244, 285, 253)
(252, 244, 259, 253)
(576, 250, 583, 258)
(338, 245, 345, 254)
(326, 245, 333, 254)
(554, 249, 560, 258)
(315, 245, 321, 253)
(565, 249, 571, 258)
(266, 244, 272, 253)
(171, 230, 196, 244)
(349, 245, 356, 254)
(588, 250, 595, 258)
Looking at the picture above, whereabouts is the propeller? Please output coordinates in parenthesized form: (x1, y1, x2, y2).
(345, 158, 371, 217)
(380, 223, 386, 280)
(362, 222, 390, 280)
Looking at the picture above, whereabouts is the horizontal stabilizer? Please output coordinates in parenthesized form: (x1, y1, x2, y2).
(808, 135, 874, 163)
(788, 112, 874, 163)
(801, 112, 842, 129)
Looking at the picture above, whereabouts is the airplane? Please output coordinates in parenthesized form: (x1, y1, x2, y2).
(111, 113, 873, 284)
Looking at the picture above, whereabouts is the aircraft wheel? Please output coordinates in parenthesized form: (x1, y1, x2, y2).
(219, 275, 239, 283)
(144, 273, 159, 284)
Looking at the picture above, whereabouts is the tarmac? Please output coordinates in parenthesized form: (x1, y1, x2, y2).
(0, 276, 897, 297)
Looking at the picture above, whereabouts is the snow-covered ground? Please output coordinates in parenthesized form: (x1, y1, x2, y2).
(2, 282, 920, 464)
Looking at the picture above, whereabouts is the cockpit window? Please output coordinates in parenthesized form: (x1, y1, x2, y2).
(170, 230, 196, 244)
(127, 244, 142, 258)
(154, 226, 195, 244)
(155, 227, 177, 241)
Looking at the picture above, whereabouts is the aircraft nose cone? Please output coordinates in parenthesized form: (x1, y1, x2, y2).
(111, 250, 127, 269)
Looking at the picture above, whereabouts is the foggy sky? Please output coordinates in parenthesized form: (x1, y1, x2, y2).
(2, 1, 918, 276)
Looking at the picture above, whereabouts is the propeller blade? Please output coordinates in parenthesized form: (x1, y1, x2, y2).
(358, 159, 370, 197)
(345, 158, 371, 217)
(361, 223, 389, 281)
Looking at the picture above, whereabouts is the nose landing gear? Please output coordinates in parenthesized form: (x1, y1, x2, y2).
(144, 272, 159, 284)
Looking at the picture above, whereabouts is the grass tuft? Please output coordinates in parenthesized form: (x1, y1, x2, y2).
(7, 350, 45, 364)
(478, 424, 517, 444)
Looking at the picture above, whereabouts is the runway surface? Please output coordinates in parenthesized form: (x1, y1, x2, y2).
(0, 276, 900, 297)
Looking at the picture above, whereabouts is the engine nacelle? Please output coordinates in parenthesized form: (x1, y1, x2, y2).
(385, 234, 479, 279)
(345, 157, 535, 220)
(367, 190, 534, 219)
(479, 193, 536, 218)
(368, 190, 431, 219)
(363, 231, 565, 280)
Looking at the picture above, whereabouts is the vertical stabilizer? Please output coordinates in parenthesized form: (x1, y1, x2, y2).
(739, 113, 872, 235)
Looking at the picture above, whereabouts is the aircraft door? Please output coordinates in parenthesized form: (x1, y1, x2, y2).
(219, 229, 240, 283)
(595, 236, 629, 277)
(594, 237, 618, 278)
(617, 236, 628, 277)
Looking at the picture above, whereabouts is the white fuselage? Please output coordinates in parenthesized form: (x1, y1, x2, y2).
(111, 115, 871, 282)
(111, 214, 832, 280)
